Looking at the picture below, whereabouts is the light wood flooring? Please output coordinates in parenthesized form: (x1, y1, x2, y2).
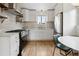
(21, 40, 79, 56)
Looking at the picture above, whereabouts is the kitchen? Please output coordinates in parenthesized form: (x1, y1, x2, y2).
(0, 3, 56, 56)
(0, 3, 79, 56)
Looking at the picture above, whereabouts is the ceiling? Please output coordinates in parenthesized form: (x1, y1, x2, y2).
(18, 3, 57, 10)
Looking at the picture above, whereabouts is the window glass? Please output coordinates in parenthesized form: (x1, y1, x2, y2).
(37, 16, 41, 24)
(37, 15, 47, 24)
(42, 16, 47, 24)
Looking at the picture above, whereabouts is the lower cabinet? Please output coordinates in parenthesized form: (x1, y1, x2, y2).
(0, 37, 10, 56)
(0, 33, 19, 56)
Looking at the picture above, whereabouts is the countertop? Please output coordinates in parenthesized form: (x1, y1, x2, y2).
(6, 29, 25, 33)
(0, 33, 18, 37)
(0, 29, 28, 37)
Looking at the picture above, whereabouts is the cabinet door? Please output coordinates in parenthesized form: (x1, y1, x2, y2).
(10, 36, 17, 56)
(10, 34, 19, 56)
(0, 37, 10, 56)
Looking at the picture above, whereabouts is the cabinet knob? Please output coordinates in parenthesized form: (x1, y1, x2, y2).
(16, 41, 18, 42)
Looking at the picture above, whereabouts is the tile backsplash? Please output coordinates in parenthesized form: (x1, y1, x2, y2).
(22, 22, 54, 29)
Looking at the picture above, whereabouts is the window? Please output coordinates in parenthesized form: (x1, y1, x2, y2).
(37, 15, 47, 24)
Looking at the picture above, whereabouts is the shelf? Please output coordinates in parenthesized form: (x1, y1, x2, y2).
(7, 8, 23, 17)
(0, 15, 7, 19)
(0, 3, 23, 17)
(0, 3, 8, 9)
(0, 15, 7, 23)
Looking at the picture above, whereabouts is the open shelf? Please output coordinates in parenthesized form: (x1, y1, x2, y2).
(7, 8, 23, 17)
(0, 15, 7, 23)
(0, 15, 7, 19)
(0, 3, 8, 9)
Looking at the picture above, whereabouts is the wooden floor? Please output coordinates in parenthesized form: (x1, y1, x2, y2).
(21, 40, 78, 56)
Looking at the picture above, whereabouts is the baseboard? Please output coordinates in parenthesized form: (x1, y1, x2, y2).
(25, 39, 54, 42)
(22, 37, 54, 41)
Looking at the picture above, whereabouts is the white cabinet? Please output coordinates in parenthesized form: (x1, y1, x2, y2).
(0, 37, 10, 56)
(0, 33, 19, 56)
(10, 33, 19, 56)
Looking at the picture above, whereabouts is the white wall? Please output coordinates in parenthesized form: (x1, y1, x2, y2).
(54, 3, 63, 15)
(63, 3, 77, 36)
(28, 29, 53, 40)
(22, 9, 54, 22)
(22, 9, 36, 21)
(22, 9, 54, 40)
(22, 9, 54, 29)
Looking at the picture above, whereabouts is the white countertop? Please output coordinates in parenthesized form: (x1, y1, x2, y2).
(58, 36, 79, 51)
(0, 33, 18, 37)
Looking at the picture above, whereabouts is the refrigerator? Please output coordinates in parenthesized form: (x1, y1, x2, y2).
(54, 12, 63, 35)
